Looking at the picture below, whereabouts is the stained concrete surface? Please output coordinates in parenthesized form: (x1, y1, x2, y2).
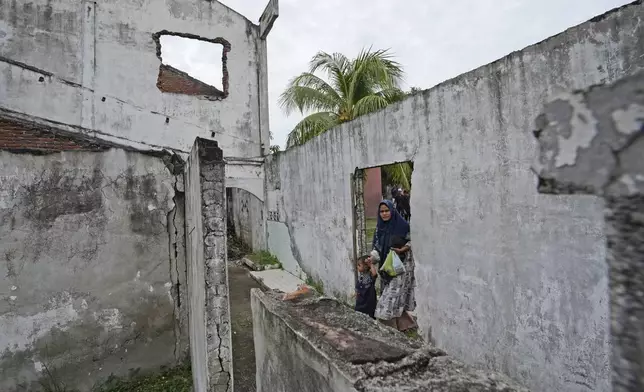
(184, 137, 231, 392)
(249, 268, 305, 293)
(533, 70, 644, 391)
(228, 262, 264, 392)
(262, 2, 644, 390)
(0, 148, 187, 391)
(0, 0, 269, 157)
(252, 289, 529, 392)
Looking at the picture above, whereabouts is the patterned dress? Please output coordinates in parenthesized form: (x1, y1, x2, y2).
(375, 243, 416, 320)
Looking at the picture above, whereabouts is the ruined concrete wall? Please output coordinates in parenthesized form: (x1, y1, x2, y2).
(0, 0, 267, 157)
(0, 148, 188, 391)
(534, 70, 644, 392)
(229, 187, 265, 252)
(185, 138, 231, 392)
(251, 289, 529, 392)
(264, 154, 305, 279)
(266, 2, 644, 391)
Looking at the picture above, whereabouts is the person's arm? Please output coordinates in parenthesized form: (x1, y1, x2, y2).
(393, 239, 411, 254)
(370, 230, 381, 264)
(369, 261, 378, 277)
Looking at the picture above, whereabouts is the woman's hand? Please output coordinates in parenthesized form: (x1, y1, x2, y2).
(392, 247, 407, 254)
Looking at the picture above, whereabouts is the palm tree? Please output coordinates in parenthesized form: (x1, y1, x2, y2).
(279, 48, 413, 186)
(382, 162, 413, 191)
(268, 130, 281, 154)
(279, 48, 406, 148)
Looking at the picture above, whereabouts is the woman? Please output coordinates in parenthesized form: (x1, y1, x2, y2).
(370, 200, 417, 331)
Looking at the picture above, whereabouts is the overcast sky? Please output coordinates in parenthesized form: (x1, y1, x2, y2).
(163, 0, 631, 148)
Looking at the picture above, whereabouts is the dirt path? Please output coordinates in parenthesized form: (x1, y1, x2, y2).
(228, 263, 263, 392)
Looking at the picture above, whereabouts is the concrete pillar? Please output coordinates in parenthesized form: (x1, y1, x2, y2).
(533, 70, 644, 392)
(353, 168, 367, 257)
(185, 138, 232, 392)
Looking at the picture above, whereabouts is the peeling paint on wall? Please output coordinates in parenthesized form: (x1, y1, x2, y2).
(0, 147, 188, 391)
(263, 2, 644, 391)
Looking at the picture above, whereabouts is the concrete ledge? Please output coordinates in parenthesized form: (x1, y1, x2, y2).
(251, 289, 529, 392)
(248, 268, 305, 293)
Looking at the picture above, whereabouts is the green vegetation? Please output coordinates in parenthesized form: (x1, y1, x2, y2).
(366, 217, 377, 244)
(279, 48, 405, 148)
(279, 47, 415, 186)
(404, 329, 422, 341)
(248, 250, 282, 268)
(381, 161, 413, 192)
(305, 276, 325, 295)
(37, 362, 193, 392)
(94, 364, 192, 392)
(227, 226, 251, 260)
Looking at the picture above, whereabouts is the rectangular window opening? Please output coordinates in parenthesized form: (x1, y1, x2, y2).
(154, 32, 230, 99)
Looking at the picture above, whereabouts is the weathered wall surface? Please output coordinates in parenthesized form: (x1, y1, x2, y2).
(0, 148, 187, 391)
(251, 289, 529, 392)
(265, 2, 644, 391)
(534, 70, 644, 392)
(229, 187, 266, 252)
(185, 138, 231, 392)
(0, 0, 269, 158)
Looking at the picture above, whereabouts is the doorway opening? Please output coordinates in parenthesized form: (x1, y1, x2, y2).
(351, 161, 414, 285)
(352, 161, 413, 258)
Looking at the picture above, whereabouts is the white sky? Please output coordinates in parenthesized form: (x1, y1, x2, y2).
(164, 0, 632, 148)
(160, 35, 224, 90)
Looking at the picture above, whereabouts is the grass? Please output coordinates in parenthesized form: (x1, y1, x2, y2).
(366, 217, 377, 244)
(93, 363, 192, 392)
(404, 329, 422, 341)
(227, 226, 251, 260)
(248, 250, 282, 268)
(305, 276, 325, 295)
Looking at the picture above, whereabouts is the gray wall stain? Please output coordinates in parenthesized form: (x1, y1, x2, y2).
(263, 3, 644, 392)
(0, 148, 187, 391)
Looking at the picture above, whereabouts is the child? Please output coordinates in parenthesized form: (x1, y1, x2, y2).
(355, 254, 378, 319)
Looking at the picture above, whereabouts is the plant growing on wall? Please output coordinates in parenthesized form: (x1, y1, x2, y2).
(268, 130, 281, 154)
(279, 47, 405, 147)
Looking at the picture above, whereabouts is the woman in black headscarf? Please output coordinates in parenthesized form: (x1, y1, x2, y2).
(369, 200, 417, 331)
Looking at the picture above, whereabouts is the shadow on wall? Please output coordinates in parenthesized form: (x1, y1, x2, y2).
(227, 187, 265, 253)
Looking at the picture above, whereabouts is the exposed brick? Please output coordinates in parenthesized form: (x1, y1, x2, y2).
(153, 34, 231, 99)
(0, 118, 109, 153)
(157, 64, 226, 98)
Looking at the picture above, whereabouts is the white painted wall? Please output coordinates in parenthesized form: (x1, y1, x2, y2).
(0, 0, 268, 160)
(266, 3, 644, 391)
(0, 148, 186, 390)
(229, 187, 266, 251)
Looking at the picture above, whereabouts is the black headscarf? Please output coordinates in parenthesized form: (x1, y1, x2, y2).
(372, 200, 410, 263)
